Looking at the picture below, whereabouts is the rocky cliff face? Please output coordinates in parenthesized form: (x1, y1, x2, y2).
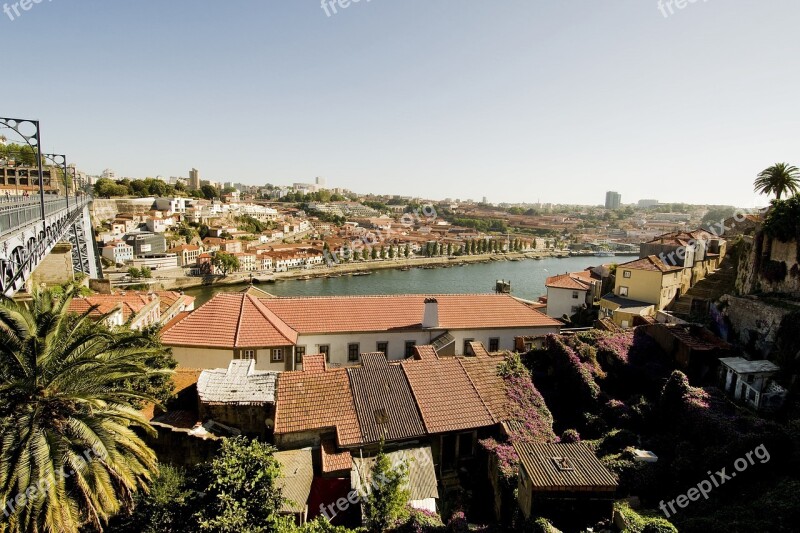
(91, 198, 157, 225)
(736, 231, 800, 296)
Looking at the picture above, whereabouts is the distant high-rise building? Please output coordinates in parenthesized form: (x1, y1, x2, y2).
(188, 168, 200, 190)
(638, 199, 659, 208)
(482, 196, 488, 204)
(605, 191, 622, 210)
(315, 176, 327, 188)
(101, 168, 116, 180)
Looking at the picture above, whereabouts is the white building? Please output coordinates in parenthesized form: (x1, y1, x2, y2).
(544, 271, 602, 320)
(161, 290, 563, 372)
(101, 240, 134, 265)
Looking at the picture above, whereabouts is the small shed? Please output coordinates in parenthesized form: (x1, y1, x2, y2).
(275, 448, 314, 525)
(197, 360, 279, 436)
(515, 442, 618, 528)
(719, 357, 786, 411)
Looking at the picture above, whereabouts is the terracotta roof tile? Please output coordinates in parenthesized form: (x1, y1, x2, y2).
(161, 293, 297, 348)
(321, 439, 353, 473)
(413, 345, 438, 360)
(402, 357, 495, 434)
(618, 255, 683, 273)
(161, 293, 561, 350)
(274, 362, 362, 447)
(546, 273, 593, 291)
(459, 356, 512, 423)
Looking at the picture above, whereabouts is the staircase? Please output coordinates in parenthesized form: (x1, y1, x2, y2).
(671, 257, 737, 318)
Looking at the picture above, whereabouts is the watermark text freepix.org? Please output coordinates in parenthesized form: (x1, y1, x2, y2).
(659, 444, 770, 518)
(3, 0, 53, 22)
(3, 445, 107, 519)
(657, 0, 710, 19)
(321, 0, 372, 18)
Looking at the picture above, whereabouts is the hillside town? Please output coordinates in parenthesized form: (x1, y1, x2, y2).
(3, 2, 800, 533)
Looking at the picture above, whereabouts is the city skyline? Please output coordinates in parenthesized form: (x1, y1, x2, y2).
(4, 1, 799, 208)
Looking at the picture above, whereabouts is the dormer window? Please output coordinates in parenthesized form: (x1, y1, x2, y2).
(374, 408, 389, 425)
(552, 456, 574, 472)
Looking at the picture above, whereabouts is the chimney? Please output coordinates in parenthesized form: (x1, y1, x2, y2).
(422, 298, 439, 329)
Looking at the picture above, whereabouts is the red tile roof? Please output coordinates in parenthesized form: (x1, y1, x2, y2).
(161, 293, 561, 350)
(618, 255, 683, 273)
(413, 345, 439, 360)
(546, 273, 594, 291)
(402, 357, 495, 434)
(321, 439, 353, 473)
(68, 292, 154, 321)
(263, 294, 561, 333)
(161, 293, 297, 348)
(273, 358, 362, 447)
(459, 356, 512, 423)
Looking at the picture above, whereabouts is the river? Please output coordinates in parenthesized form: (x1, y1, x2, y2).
(183, 255, 620, 307)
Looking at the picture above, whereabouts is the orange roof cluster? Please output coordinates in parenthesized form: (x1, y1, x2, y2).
(274, 348, 515, 445)
(618, 255, 683, 274)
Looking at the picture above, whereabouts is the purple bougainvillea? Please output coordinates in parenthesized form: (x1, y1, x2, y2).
(480, 354, 557, 484)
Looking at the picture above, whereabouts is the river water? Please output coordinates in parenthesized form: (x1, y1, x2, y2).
(183, 256, 620, 307)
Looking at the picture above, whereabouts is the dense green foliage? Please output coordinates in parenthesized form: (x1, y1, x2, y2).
(93, 177, 185, 198)
(212, 252, 240, 276)
(0, 287, 167, 532)
(194, 438, 287, 532)
(363, 448, 410, 532)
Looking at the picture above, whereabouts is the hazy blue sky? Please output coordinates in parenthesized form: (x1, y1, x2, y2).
(3, 1, 799, 207)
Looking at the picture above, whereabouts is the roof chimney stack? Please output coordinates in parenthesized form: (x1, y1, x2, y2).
(422, 298, 439, 329)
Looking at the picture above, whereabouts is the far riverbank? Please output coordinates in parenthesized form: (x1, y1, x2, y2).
(159, 250, 575, 292)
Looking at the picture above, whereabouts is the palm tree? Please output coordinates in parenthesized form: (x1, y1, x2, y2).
(0, 287, 170, 532)
(754, 163, 800, 200)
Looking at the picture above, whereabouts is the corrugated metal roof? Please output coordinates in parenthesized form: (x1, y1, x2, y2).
(275, 448, 314, 514)
(514, 442, 618, 491)
(351, 446, 439, 502)
(348, 354, 426, 444)
(197, 360, 278, 404)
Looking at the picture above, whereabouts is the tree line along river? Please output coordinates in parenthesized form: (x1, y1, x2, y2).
(184, 256, 610, 307)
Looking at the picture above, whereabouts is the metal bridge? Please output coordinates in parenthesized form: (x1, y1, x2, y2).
(1, 116, 101, 297)
(0, 194, 101, 296)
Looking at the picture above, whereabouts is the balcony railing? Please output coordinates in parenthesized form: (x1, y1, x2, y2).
(0, 194, 91, 238)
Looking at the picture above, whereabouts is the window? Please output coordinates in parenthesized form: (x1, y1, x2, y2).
(348, 343, 360, 362)
(319, 345, 330, 362)
(623, 270, 631, 278)
(572, 291, 579, 299)
(551, 457, 574, 472)
(489, 338, 500, 352)
(404, 341, 417, 357)
(295, 346, 306, 364)
(619, 286, 629, 297)
(463, 339, 475, 356)
(377, 341, 388, 355)
(272, 349, 283, 362)
(240, 349, 255, 360)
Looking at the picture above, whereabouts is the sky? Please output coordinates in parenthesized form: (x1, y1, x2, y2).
(2, 0, 799, 208)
